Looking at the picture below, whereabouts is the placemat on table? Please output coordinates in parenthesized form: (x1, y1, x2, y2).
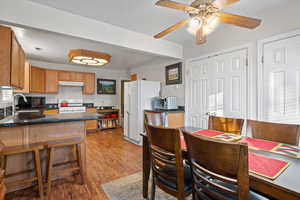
(192, 129, 225, 137)
(213, 133, 242, 142)
(272, 144, 300, 158)
(248, 152, 289, 180)
(240, 137, 279, 151)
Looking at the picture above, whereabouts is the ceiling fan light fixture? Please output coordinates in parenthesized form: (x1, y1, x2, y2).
(189, 17, 202, 28)
(68, 49, 111, 66)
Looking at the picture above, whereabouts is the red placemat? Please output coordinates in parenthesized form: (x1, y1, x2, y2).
(240, 137, 279, 151)
(192, 129, 225, 137)
(248, 152, 289, 180)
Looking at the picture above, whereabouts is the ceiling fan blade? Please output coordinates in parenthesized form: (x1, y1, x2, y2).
(154, 19, 190, 39)
(212, 0, 240, 9)
(217, 13, 261, 29)
(156, 0, 199, 13)
(196, 26, 206, 44)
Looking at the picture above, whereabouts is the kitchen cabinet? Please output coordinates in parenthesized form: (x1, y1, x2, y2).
(43, 109, 58, 115)
(30, 66, 45, 93)
(71, 72, 84, 82)
(14, 62, 30, 93)
(83, 73, 95, 94)
(45, 69, 59, 93)
(0, 26, 25, 89)
(86, 108, 98, 132)
(58, 71, 72, 81)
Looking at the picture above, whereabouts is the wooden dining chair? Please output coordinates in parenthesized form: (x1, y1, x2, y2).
(209, 116, 244, 135)
(145, 125, 192, 200)
(247, 120, 300, 146)
(144, 112, 164, 127)
(182, 130, 269, 200)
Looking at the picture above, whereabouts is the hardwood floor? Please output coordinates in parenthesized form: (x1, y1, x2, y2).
(6, 128, 142, 200)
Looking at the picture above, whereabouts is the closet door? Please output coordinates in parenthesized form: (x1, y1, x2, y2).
(186, 49, 247, 128)
(262, 35, 300, 124)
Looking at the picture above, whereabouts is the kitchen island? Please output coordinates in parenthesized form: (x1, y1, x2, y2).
(0, 113, 99, 192)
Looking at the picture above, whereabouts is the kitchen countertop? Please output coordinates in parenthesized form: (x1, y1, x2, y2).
(144, 108, 184, 113)
(0, 112, 100, 127)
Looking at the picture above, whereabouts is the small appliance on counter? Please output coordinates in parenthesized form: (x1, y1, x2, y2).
(151, 97, 163, 110)
(58, 99, 86, 114)
(151, 96, 178, 110)
(162, 96, 178, 110)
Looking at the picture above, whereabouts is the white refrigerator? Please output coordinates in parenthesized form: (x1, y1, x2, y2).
(124, 80, 161, 145)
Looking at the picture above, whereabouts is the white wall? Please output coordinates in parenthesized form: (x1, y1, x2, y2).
(183, 1, 300, 119)
(130, 59, 185, 106)
(28, 60, 130, 108)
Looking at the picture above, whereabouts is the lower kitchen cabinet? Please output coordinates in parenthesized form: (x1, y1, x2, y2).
(86, 108, 98, 132)
(43, 109, 58, 115)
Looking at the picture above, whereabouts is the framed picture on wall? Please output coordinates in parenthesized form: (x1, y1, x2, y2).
(97, 79, 116, 95)
(165, 62, 182, 85)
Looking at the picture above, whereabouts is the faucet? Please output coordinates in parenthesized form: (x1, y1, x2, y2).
(13, 93, 28, 115)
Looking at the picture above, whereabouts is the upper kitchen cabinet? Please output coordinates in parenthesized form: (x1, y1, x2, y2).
(58, 70, 72, 81)
(30, 66, 46, 93)
(0, 26, 25, 89)
(45, 69, 59, 93)
(14, 62, 31, 93)
(83, 73, 95, 94)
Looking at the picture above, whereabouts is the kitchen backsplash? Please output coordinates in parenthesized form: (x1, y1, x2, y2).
(25, 86, 113, 106)
(0, 88, 13, 108)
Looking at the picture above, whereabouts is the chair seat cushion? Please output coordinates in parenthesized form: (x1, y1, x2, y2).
(200, 180, 270, 200)
(155, 163, 192, 193)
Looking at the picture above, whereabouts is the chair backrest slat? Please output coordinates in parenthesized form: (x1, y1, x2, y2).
(182, 130, 249, 200)
(192, 160, 237, 185)
(209, 116, 244, 135)
(247, 120, 300, 145)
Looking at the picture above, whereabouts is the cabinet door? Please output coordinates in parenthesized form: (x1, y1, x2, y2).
(43, 109, 58, 115)
(58, 71, 72, 81)
(45, 69, 58, 93)
(83, 73, 95, 94)
(14, 62, 30, 93)
(10, 33, 21, 88)
(0, 26, 12, 86)
(71, 72, 84, 82)
(30, 66, 45, 93)
(86, 108, 98, 131)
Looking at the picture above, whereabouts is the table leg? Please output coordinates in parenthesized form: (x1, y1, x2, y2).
(142, 136, 151, 199)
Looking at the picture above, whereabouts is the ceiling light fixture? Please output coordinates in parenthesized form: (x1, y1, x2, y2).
(68, 49, 111, 66)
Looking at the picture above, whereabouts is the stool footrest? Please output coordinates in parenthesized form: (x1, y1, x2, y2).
(52, 167, 80, 176)
(5, 177, 38, 187)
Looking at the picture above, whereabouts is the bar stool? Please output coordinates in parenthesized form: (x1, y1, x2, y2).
(46, 137, 86, 195)
(0, 142, 44, 198)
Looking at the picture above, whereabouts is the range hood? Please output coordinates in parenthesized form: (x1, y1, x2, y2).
(58, 81, 84, 87)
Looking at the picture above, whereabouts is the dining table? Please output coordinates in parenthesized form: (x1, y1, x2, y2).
(141, 127, 300, 200)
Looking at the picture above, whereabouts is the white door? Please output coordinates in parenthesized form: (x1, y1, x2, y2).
(262, 35, 300, 124)
(186, 49, 247, 128)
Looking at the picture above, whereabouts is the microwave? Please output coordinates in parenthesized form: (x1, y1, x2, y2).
(17, 96, 46, 109)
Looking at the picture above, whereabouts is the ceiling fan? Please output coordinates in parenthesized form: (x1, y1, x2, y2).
(154, 0, 262, 44)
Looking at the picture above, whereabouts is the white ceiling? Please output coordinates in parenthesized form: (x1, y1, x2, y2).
(11, 26, 175, 70)
(27, 0, 287, 44)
